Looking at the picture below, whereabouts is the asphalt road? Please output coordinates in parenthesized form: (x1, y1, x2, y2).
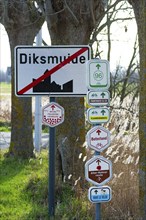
(0, 132, 49, 149)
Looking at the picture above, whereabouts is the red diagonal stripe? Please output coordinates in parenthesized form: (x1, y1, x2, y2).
(17, 47, 88, 95)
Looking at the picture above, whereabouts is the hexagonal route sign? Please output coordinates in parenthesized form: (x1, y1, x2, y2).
(42, 102, 64, 127)
(86, 126, 110, 152)
(85, 156, 112, 186)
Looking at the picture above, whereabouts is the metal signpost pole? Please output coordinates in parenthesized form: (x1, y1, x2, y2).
(42, 97, 64, 218)
(48, 96, 56, 217)
(95, 151, 101, 220)
(34, 29, 42, 152)
(42, 98, 64, 218)
(94, 123, 101, 220)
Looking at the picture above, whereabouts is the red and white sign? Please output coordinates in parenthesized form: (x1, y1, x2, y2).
(86, 126, 110, 152)
(42, 102, 64, 127)
(15, 46, 90, 96)
(85, 156, 112, 186)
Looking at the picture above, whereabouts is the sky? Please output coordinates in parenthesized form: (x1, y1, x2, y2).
(0, 22, 51, 72)
(0, 12, 138, 72)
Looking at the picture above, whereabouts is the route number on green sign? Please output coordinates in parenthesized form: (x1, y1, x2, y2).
(87, 59, 110, 90)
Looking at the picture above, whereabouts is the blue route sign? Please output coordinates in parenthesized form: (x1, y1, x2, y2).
(88, 186, 112, 203)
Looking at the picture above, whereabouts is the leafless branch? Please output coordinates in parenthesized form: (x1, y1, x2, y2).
(64, 0, 79, 25)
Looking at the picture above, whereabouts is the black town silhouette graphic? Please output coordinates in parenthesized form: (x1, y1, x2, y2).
(32, 69, 73, 93)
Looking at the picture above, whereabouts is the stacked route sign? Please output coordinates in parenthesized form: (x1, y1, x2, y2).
(87, 91, 110, 106)
(86, 126, 110, 152)
(88, 186, 112, 203)
(87, 107, 110, 124)
(85, 59, 112, 206)
(85, 156, 112, 185)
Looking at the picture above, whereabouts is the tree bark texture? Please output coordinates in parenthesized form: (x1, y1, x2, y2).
(45, 0, 105, 186)
(128, 0, 146, 219)
(0, 0, 44, 158)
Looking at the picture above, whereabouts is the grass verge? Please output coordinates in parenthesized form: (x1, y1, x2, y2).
(0, 150, 48, 220)
(0, 149, 93, 220)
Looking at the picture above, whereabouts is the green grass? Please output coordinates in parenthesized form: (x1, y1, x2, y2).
(0, 82, 11, 94)
(0, 122, 48, 133)
(0, 150, 49, 220)
(0, 150, 93, 220)
(0, 122, 11, 132)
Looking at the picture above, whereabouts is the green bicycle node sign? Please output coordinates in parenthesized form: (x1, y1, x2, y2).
(87, 59, 110, 90)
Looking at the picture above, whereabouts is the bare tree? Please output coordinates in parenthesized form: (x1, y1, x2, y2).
(0, 0, 44, 158)
(128, 1, 146, 219)
(89, 0, 134, 57)
(89, 0, 139, 107)
(36, 0, 139, 188)
(36, 0, 106, 186)
(111, 36, 139, 105)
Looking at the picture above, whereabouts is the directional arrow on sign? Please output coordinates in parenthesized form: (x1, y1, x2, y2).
(51, 105, 56, 110)
(96, 129, 101, 135)
(101, 109, 106, 115)
(96, 160, 102, 170)
(96, 64, 101, 69)
(94, 189, 98, 194)
(96, 159, 101, 165)
(101, 92, 105, 98)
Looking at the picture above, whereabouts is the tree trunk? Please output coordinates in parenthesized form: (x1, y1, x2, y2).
(0, 1, 44, 158)
(128, 0, 146, 219)
(45, 0, 105, 186)
(8, 33, 35, 158)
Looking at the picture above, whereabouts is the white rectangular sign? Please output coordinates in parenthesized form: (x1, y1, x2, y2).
(88, 186, 112, 203)
(87, 90, 110, 106)
(15, 46, 90, 96)
(87, 107, 110, 124)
